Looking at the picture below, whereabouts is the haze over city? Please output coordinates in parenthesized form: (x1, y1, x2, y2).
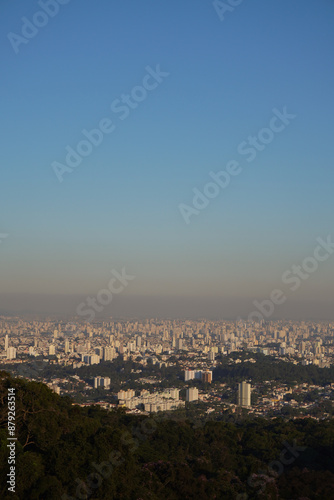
(1, 0, 334, 319)
(2, 4, 334, 499)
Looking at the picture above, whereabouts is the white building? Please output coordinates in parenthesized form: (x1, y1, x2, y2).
(238, 381, 251, 407)
(118, 389, 135, 400)
(94, 377, 111, 389)
(83, 354, 100, 365)
(49, 344, 56, 356)
(184, 369, 195, 381)
(128, 341, 136, 352)
(186, 387, 198, 402)
(7, 347, 16, 360)
(103, 346, 115, 361)
(185, 369, 203, 381)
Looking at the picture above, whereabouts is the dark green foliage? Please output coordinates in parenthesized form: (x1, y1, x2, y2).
(213, 352, 334, 385)
(1, 371, 334, 499)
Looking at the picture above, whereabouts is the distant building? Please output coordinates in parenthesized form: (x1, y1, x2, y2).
(184, 369, 203, 381)
(208, 351, 215, 362)
(186, 387, 198, 402)
(83, 354, 100, 365)
(64, 340, 70, 354)
(128, 341, 136, 352)
(5, 334, 9, 351)
(118, 389, 135, 400)
(95, 347, 103, 357)
(167, 388, 179, 400)
(49, 344, 56, 356)
(176, 338, 183, 350)
(7, 347, 16, 360)
(103, 346, 115, 361)
(238, 381, 251, 407)
(202, 371, 212, 383)
(94, 377, 111, 389)
(184, 369, 195, 381)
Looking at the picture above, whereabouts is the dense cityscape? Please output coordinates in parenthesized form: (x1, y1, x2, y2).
(2, 1, 334, 498)
(2, 316, 334, 424)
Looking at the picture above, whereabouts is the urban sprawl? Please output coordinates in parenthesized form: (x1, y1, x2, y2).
(1, 317, 334, 422)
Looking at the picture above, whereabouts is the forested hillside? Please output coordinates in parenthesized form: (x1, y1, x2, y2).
(1, 371, 334, 499)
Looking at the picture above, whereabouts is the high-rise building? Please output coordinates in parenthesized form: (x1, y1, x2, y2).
(168, 388, 179, 400)
(117, 389, 135, 400)
(84, 354, 100, 365)
(208, 351, 215, 362)
(186, 387, 198, 402)
(238, 381, 251, 407)
(103, 346, 115, 361)
(5, 334, 9, 351)
(94, 377, 111, 389)
(64, 340, 70, 353)
(7, 347, 16, 360)
(128, 341, 136, 352)
(176, 338, 183, 350)
(49, 344, 56, 356)
(202, 371, 212, 383)
(184, 370, 203, 381)
(95, 346, 103, 357)
(184, 369, 195, 381)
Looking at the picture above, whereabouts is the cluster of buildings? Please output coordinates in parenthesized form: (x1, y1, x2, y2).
(1, 317, 333, 371)
(184, 369, 213, 383)
(1, 316, 333, 419)
(117, 388, 185, 412)
(3, 334, 16, 360)
(94, 376, 111, 389)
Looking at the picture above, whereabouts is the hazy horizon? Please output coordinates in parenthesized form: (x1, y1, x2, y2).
(0, 292, 333, 322)
(1, 1, 333, 320)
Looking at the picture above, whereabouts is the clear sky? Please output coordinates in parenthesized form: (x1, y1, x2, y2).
(1, 0, 334, 319)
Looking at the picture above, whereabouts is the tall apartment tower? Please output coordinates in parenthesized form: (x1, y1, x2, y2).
(176, 338, 183, 350)
(64, 340, 70, 354)
(238, 381, 251, 407)
(208, 351, 215, 362)
(202, 371, 212, 383)
(7, 347, 16, 360)
(103, 346, 115, 361)
(5, 334, 9, 351)
(186, 387, 198, 402)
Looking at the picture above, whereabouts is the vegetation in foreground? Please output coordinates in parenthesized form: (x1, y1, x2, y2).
(1, 371, 334, 499)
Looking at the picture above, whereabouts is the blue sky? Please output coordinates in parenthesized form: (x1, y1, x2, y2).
(1, 0, 334, 319)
